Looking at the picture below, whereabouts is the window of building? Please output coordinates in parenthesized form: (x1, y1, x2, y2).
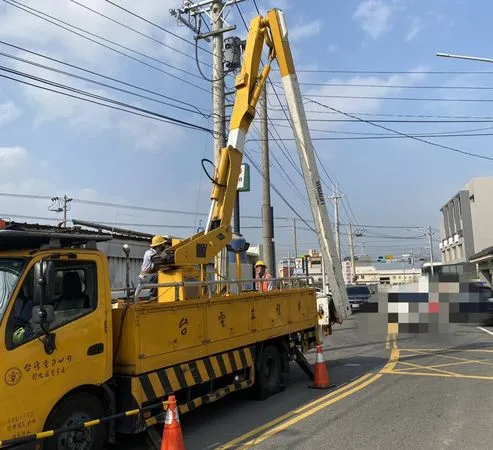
(6, 260, 98, 350)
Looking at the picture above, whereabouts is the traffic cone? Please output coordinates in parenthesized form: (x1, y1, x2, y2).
(161, 395, 185, 450)
(310, 345, 334, 389)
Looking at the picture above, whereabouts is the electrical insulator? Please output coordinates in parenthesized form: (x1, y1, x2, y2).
(224, 36, 243, 71)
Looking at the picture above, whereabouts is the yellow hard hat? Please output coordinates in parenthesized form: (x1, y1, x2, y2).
(255, 260, 267, 267)
(151, 235, 166, 247)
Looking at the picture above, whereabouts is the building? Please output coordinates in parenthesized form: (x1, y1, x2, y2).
(277, 250, 323, 284)
(439, 177, 493, 264)
(355, 265, 421, 286)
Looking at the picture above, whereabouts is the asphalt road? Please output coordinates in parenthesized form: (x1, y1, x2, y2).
(115, 298, 493, 449)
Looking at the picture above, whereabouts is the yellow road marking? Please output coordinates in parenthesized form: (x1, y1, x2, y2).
(217, 373, 374, 450)
(220, 348, 400, 450)
(406, 349, 493, 367)
(236, 374, 383, 449)
(382, 371, 493, 380)
(400, 348, 493, 353)
(392, 360, 459, 376)
(396, 359, 493, 372)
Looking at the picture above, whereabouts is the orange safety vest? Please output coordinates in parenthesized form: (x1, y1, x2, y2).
(257, 273, 272, 293)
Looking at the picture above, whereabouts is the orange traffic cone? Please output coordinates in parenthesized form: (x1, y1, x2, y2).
(161, 395, 185, 450)
(311, 345, 334, 389)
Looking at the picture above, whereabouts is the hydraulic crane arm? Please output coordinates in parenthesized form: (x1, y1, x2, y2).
(155, 9, 351, 320)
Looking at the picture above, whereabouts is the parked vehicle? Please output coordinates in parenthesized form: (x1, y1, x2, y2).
(346, 285, 372, 310)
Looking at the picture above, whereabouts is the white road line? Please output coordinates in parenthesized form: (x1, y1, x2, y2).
(478, 326, 493, 336)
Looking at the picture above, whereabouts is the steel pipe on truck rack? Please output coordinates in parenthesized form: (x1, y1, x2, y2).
(134, 276, 315, 303)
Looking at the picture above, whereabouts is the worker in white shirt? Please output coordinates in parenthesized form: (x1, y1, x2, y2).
(139, 236, 166, 294)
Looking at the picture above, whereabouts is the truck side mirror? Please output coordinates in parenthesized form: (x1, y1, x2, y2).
(33, 260, 55, 307)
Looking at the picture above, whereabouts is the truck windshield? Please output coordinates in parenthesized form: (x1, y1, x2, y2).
(347, 286, 370, 296)
(0, 259, 26, 323)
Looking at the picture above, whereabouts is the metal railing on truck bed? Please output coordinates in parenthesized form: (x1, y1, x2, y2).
(132, 275, 316, 302)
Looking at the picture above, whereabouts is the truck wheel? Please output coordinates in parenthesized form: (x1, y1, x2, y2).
(255, 345, 282, 400)
(43, 393, 107, 450)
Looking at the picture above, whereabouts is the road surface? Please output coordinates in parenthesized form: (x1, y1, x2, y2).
(115, 299, 493, 449)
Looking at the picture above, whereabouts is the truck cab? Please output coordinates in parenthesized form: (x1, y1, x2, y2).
(0, 228, 114, 445)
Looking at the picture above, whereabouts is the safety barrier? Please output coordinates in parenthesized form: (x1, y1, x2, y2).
(0, 400, 169, 448)
(134, 275, 316, 303)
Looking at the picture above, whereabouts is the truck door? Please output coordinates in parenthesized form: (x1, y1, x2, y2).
(0, 255, 111, 441)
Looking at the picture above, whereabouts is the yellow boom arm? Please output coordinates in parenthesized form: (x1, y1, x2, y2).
(156, 9, 351, 320)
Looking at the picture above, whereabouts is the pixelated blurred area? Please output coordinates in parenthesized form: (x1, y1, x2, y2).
(359, 272, 493, 335)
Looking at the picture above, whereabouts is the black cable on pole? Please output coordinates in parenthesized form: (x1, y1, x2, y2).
(2, 0, 210, 93)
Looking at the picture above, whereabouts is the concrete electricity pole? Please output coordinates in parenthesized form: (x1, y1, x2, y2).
(169, 0, 242, 285)
(428, 225, 435, 276)
(292, 218, 298, 258)
(260, 85, 275, 272)
(331, 185, 343, 260)
(348, 223, 356, 283)
(49, 195, 72, 227)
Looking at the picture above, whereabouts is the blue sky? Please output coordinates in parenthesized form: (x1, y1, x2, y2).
(0, 0, 492, 261)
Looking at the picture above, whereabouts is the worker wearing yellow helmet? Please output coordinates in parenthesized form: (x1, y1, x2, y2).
(139, 235, 166, 284)
(255, 260, 273, 293)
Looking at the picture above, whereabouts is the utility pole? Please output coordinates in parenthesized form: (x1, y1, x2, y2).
(212, 0, 225, 166)
(49, 195, 72, 227)
(260, 85, 275, 273)
(292, 218, 298, 258)
(330, 185, 342, 260)
(348, 223, 356, 284)
(170, 0, 242, 286)
(428, 225, 434, 276)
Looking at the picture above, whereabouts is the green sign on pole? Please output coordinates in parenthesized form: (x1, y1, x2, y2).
(237, 163, 250, 192)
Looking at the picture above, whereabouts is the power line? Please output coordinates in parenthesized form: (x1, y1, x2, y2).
(0, 192, 298, 221)
(243, 150, 316, 233)
(0, 49, 210, 117)
(0, 41, 209, 116)
(306, 98, 493, 162)
(103, 0, 215, 57)
(271, 91, 493, 103)
(272, 81, 493, 90)
(2, 0, 210, 93)
(248, 132, 493, 141)
(272, 123, 493, 137)
(69, 0, 212, 68)
(0, 70, 215, 134)
(272, 69, 493, 75)
(240, 1, 358, 227)
(267, 117, 493, 124)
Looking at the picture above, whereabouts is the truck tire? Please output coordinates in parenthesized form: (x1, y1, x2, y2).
(43, 393, 107, 450)
(254, 345, 282, 400)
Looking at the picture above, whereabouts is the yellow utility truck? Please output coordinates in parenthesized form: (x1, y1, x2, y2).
(0, 7, 350, 450)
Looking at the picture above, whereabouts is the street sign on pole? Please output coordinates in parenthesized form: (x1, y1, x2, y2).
(237, 163, 250, 192)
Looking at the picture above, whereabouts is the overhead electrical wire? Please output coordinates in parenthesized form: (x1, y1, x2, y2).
(69, 0, 212, 68)
(306, 98, 493, 162)
(248, 132, 493, 141)
(248, 0, 357, 226)
(0, 70, 215, 135)
(0, 49, 210, 117)
(103, 0, 215, 57)
(0, 41, 209, 116)
(272, 68, 493, 75)
(272, 81, 493, 90)
(2, 0, 210, 93)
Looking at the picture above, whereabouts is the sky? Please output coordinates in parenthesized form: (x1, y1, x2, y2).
(0, 0, 492, 263)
